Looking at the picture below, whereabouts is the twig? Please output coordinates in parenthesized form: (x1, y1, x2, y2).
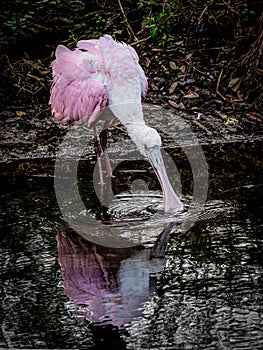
(130, 36, 152, 46)
(192, 119, 212, 136)
(113, 124, 126, 133)
(197, 5, 208, 28)
(162, 12, 181, 25)
(5, 55, 14, 71)
(221, 0, 240, 15)
(190, 64, 208, 76)
(21, 86, 43, 95)
(117, 0, 137, 41)
(216, 69, 226, 100)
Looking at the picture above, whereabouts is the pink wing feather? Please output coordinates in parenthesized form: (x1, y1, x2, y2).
(49, 43, 108, 127)
(49, 35, 148, 127)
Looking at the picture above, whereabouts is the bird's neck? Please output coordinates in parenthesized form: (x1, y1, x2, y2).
(125, 122, 145, 140)
(109, 102, 145, 128)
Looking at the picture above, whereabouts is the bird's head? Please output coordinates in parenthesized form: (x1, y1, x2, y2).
(127, 124, 184, 213)
(127, 125, 162, 159)
(127, 124, 165, 183)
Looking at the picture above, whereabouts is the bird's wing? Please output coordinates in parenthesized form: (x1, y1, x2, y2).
(98, 35, 148, 101)
(49, 44, 108, 126)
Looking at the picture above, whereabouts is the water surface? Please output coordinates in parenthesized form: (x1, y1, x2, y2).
(0, 140, 262, 349)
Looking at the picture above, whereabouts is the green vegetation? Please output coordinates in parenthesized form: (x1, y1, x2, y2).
(0, 0, 259, 50)
(0, 0, 262, 114)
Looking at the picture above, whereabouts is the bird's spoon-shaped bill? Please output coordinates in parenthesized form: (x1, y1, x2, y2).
(146, 146, 184, 214)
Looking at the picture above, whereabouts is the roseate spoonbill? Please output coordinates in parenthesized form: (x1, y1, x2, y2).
(49, 35, 183, 213)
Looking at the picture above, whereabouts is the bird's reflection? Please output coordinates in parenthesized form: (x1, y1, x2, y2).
(57, 228, 167, 326)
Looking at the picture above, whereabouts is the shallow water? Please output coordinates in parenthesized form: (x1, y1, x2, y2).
(0, 140, 262, 349)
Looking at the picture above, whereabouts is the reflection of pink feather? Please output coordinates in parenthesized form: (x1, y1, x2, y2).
(49, 35, 147, 127)
(57, 230, 119, 324)
(57, 230, 117, 301)
(56, 230, 165, 326)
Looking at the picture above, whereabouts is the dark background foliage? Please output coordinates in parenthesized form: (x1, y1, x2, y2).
(0, 0, 262, 123)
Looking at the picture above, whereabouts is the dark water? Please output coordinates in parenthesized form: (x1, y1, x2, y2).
(0, 140, 262, 349)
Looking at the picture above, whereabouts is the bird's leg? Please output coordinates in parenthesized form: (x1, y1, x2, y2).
(93, 126, 105, 200)
(93, 125, 112, 220)
(93, 128, 102, 159)
(99, 120, 113, 178)
(96, 120, 114, 215)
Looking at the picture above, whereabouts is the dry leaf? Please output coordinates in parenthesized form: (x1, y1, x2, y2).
(215, 110, 227, 119)
(180, 65, 186, 73)
(6, 117, 21, 123)
(228, 77, 240, 88)
(8, 151, 18, 157)
(39, 69, 50, 75)
(169, 61, 177, 70)
(237, 90, 244, 101)
(145, 59, 151, 68)
(186, 52, 194, 60)
(168, 100, 180, 109)
(183, 90, 199, 99)
(228, 77, 240, 91)
(255, 68, 263, 75)
(151, 83, 159, 91)
(169, 82, 178, 94)
(246, 112, 263, 123)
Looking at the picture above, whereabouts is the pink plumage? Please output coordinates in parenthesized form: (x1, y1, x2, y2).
(49, 35, 184, 214)
(49, 35, 147, 127)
